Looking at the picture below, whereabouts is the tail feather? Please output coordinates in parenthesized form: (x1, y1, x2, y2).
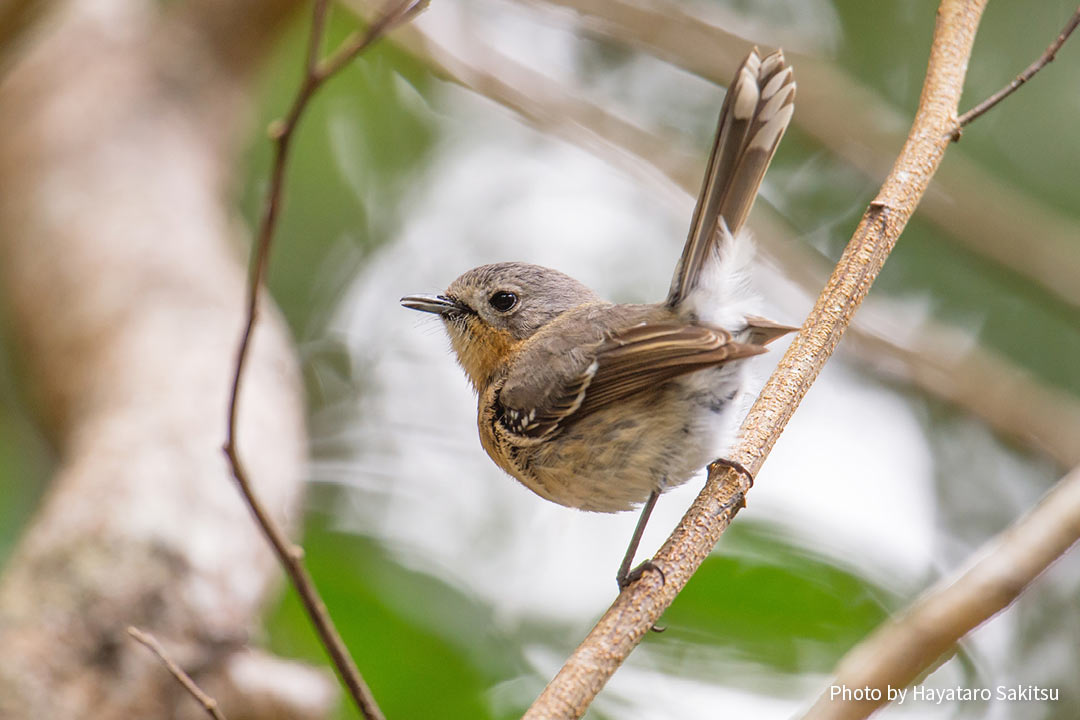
(742, 315, 799, 346)
(667, 48, 795, 308)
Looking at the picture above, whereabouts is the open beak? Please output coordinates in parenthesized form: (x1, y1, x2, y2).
(400, 294, 460, 316)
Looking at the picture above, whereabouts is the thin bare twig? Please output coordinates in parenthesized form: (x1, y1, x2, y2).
(953, 5, 1080, 138)
(526, 0, 1080, 314)
(127, 627, 228, 720)
(346, 0, 1076, 712)
(802, 464, 1080, 720)
(342, 4, 1080, 711)
(317, 0, 428, 80)
(522, 0, 989, 716)
(349, 5, 1080, 470)
(223, 1, 426, 718)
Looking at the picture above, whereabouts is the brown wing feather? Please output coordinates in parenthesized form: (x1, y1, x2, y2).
(497, 323, 765, 439)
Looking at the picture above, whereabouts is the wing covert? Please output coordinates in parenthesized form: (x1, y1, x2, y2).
(496, 322, 765, 439)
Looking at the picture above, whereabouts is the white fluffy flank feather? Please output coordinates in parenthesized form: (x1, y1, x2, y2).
(678, 220, 759, 329)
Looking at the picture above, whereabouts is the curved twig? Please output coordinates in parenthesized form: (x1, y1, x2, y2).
(523, 1, 988, 716)
(801, 464, 1080, 719)
(222, 1, 426, 718)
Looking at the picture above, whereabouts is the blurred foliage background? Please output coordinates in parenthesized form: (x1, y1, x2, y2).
(3, 1, 1079, 718)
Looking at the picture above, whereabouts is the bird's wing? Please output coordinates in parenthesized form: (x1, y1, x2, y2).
(667, 48, 795, 307)
(496, 322, 766, 439)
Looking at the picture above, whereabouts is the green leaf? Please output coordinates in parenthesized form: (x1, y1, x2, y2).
(658, 521, 894, 676)
(265, 508, 531, 720)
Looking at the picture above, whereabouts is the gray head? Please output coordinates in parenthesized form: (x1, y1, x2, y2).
(402, 262, 600, 339)
(401, 262, 600, 388)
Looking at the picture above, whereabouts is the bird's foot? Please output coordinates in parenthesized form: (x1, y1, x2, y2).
(616, 558, 666, 592)
(710, 457, 755, 487)
(616, 559, 667, 633)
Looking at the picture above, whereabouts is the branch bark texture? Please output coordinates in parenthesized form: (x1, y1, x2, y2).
(0, 1, 334, 718)
(523, 1, 989, 716)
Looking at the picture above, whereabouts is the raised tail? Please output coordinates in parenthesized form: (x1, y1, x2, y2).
(667, 48, 795, 308)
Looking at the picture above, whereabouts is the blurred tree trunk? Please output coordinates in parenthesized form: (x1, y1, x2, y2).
(0, 1, 336, 718)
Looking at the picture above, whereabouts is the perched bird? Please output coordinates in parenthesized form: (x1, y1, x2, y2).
(402, 48, 796, 589)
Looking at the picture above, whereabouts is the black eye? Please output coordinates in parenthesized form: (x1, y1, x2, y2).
(488, 290, 518, 312)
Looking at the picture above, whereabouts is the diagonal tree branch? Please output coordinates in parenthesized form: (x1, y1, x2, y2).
(341, 1, 1078, 715)
(802, 463, 1080, 719)
(523, 0, 989, 716)
(526, 0, 1080, 315)
(342, 0, 1080, 470)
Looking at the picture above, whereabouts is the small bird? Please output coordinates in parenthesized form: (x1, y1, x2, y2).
(402, 48, 796, 589)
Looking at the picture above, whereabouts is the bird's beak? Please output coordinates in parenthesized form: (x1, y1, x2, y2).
(400, 294, 460, 316)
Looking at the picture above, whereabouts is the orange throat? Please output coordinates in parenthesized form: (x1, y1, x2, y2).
(449, 320, 521, 393)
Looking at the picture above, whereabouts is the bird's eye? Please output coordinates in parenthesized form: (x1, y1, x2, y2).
(488, 290, 518, 312)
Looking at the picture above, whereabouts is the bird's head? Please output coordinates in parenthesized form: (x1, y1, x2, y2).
(402, 262, 599, 391)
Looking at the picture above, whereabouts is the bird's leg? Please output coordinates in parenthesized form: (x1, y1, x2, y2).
(615, 489, 665, 591)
